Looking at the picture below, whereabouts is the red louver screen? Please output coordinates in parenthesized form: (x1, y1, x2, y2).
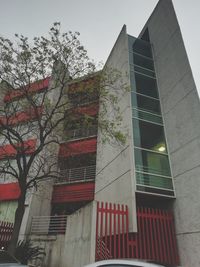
(59, 138, 97, 157)
(74, 103, 99, 116)
(4, 77, 50, 102)
(52, 182, 95, 203)
(0, 183, 20, 201)
(0, 106, 43, 126)
(0, 139, 36, 159)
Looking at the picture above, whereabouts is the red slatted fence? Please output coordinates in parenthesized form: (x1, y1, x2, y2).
(96, 202, 179, 266)
(0, 221, 13, 249)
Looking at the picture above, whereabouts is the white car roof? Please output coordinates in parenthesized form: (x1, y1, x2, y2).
(83, 259, 165, 267)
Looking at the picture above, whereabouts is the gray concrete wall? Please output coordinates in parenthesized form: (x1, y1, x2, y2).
(19, 180, 54, 240)
(61, 202, 96, 267)
(95, 25, 137, 232)
(141, 0, 200, 266)
(30, 235, 65, 267)
(30, 202, 95, 267)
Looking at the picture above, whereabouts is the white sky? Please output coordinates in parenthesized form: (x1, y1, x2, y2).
(0, 0, 199, 94)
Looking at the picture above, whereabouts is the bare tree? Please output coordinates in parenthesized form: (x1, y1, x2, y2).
(0, 23, 128, 254)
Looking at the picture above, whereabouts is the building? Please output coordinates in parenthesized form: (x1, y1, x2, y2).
(0, 0, 200, 266)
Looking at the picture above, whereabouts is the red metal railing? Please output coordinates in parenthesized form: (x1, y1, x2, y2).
(0, 221, 13, 249)
(96, 202, 179, 266)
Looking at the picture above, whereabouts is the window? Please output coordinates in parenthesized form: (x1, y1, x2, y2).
(134, 147, 171, 177)
(133, 53, 154, 71)
(133, 119, 167, 153)
(133, 72, 158, 98)
(132, 92, 161, 115)
(132, 37, 152, 58)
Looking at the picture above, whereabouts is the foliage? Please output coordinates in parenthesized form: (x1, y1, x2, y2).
(0, 22, 129, 253)
(15, 240, 45, 264)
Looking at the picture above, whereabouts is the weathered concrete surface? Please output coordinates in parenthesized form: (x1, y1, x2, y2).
(141, 0, 200, 266)
(95, 25, 136, 232)
(61, 202, 95, 267)
(30, 235, 65, 267)
(30, 202, 95, 267)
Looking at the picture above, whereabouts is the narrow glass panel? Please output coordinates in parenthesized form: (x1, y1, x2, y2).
(132, 108, 163, 125)
(131, 92, 161, 115)
(134, 147, 171, 177)
(132, 38, 152, 58)
(134, 66, 155, 78)
(133, 119, 167, 152)
(133, 53, 154, 71)
(136, 172, 173, 190)
(134, 72, 158, 98)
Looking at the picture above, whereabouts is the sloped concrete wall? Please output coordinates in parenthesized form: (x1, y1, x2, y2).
(95, 25, 137, 232)
(30, 202, 96, 267)
(141, 0, 200, 266)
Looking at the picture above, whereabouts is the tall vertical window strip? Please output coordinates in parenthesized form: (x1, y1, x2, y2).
(128, 35, 175, 197)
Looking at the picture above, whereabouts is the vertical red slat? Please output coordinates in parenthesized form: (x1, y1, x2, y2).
(109, 202, 112, 258)
(160, 210, 167, 263)
(163, 210, 171, 263)
(121, 205, 125, 258)
(113, 204, 116, 258)
(100, 202, 104, 259)
(141, 207, 147, 259)
(148, 208, 155, 261)
(156, 209, 163, 263)
(135, 230, 139, 259)
(146, 208, 151, 260)
(138, 207, 143, 259)
(125, 205, 129, 258)
(96, 202, 99, 260)
(117, 204, 121, 258)
(152, 208, 159, 261)
(104, 202, 108, 258)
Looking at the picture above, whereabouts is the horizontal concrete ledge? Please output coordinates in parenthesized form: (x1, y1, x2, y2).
(30, 235, 59, 241)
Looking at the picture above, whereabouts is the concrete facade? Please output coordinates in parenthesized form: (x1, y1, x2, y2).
(95, 26, 137, 232)
(139, 0, 200, 266)
(1, 1, 200, 266)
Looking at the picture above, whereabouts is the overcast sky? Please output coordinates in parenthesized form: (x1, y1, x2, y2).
(0, 0, 199, 94)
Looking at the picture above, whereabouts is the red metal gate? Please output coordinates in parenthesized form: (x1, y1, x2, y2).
(96, 202, 129, 260)
(96, 202, 179, 266)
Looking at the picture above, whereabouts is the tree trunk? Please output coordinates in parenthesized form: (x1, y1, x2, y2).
(8, 195, 26, 256)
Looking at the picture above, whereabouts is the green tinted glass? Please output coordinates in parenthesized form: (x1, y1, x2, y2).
(134, 147, 171, 177)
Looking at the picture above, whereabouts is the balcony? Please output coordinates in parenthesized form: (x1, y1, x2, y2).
(59, 137, 97, 158)
(67, 127, 97, 141)
(30, 215, 67, 235)
(56, 165, 96, 184)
